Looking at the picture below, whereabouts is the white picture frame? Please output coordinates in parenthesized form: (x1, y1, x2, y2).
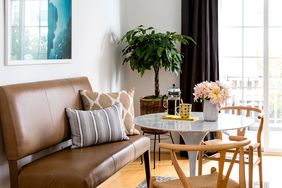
(5, 0, 72, 65)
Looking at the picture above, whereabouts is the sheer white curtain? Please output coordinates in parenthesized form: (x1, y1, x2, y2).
(219, 0, 282, 152)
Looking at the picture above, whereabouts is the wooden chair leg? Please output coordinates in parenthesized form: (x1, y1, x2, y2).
(198, 150, 203, 175)
(239, 147, 247, 188)
(248, 147, 254, 188)
(144, 150, 151, 187)
(258, 146, 263, 188)
(258, 161, 263, 188)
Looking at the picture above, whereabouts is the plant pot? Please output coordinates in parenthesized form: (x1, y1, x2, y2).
(140, 97, 165, 115)
(203, 100, 219, 121)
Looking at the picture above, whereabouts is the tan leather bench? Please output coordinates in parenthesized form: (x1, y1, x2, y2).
(0, 77, 151, 188)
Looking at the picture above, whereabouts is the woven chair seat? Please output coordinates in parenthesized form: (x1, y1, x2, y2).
(153, 172, 239, 188)
(203, 139, 260, 151)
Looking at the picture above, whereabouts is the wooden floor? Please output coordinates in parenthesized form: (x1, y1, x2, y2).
(98, 152, 282, 188)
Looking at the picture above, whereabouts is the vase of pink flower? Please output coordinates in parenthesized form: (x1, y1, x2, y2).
(193, 81, 229, 121)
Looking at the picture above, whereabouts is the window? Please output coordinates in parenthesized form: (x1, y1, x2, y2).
(219, 0, 282, 152)
(11, 0, 48, 60)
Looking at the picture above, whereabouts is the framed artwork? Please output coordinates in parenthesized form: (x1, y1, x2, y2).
(5, 0, 72, 65)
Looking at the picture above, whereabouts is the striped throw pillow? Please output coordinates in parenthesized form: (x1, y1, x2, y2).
(66, 103, 129, 149)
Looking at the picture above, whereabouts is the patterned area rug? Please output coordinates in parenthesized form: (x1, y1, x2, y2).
(136, 176, 176, 188)
(136, 176, 270, 188)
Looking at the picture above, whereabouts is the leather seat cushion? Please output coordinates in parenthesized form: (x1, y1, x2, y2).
(18, 135, 149, 188)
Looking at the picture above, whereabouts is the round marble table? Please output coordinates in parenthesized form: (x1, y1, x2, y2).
(134, 112, 255, 176)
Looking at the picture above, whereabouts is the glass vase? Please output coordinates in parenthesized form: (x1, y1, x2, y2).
(203, 100, 219, 121)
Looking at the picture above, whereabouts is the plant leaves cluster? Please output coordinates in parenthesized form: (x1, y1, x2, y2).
(120, 25, 195, 97)
(120, 25, 195, 76)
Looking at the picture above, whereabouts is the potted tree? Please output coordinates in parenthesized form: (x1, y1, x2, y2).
(120, 25, 195, 114)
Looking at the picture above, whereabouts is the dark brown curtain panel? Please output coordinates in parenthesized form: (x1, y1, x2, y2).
(180, 0, 219, 111)
(180, 0, 219, 156)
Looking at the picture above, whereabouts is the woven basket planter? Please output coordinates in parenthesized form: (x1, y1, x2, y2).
(140, 98, 165, 115)
(139, 97, 168, 133)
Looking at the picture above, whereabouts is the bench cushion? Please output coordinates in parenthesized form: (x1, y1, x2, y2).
(18, 135, 149, 188)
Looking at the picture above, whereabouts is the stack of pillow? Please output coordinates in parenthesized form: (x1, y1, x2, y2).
(66, 89, 140, 149)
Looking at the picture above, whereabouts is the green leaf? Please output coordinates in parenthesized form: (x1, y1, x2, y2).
(136, 48, 141, 57)
(157, 48, 164, 57)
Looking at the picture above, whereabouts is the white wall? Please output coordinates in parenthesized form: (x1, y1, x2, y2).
(0, 0, 182, 186)
(120, 0, 182, 116)
(0, 0, 123, 187)
(120, 0, 182, 145)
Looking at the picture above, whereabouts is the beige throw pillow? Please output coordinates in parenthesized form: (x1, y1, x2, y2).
(80, 89, 140, 135)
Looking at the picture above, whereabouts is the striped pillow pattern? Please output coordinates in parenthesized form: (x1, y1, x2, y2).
(66, 103, 129, 149)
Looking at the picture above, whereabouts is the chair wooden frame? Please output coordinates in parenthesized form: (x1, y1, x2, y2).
(198, 106, 264, 188)
(150, 136, 250, 188)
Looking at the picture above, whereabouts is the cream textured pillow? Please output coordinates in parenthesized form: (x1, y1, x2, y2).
(80, 89, 140, 135)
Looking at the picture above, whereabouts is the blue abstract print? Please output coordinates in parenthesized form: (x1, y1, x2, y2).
(48, 0, 71, 59)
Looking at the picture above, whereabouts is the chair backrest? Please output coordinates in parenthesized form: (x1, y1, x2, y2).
(160, 136, 250, 188)
(220, 106, 264, 144)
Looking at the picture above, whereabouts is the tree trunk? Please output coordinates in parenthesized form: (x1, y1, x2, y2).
(154, 66, 160, 97)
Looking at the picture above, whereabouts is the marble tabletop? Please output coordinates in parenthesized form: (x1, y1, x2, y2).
(134, 112, 255, 132)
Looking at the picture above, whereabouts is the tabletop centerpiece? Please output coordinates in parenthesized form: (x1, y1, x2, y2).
(193, 81, 229, 121)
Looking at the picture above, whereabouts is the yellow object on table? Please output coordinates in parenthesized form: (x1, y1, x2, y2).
(162, 115, 198, 121)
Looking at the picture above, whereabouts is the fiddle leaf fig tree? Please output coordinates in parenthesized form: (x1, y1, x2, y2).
(120, 25, 195, 98)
